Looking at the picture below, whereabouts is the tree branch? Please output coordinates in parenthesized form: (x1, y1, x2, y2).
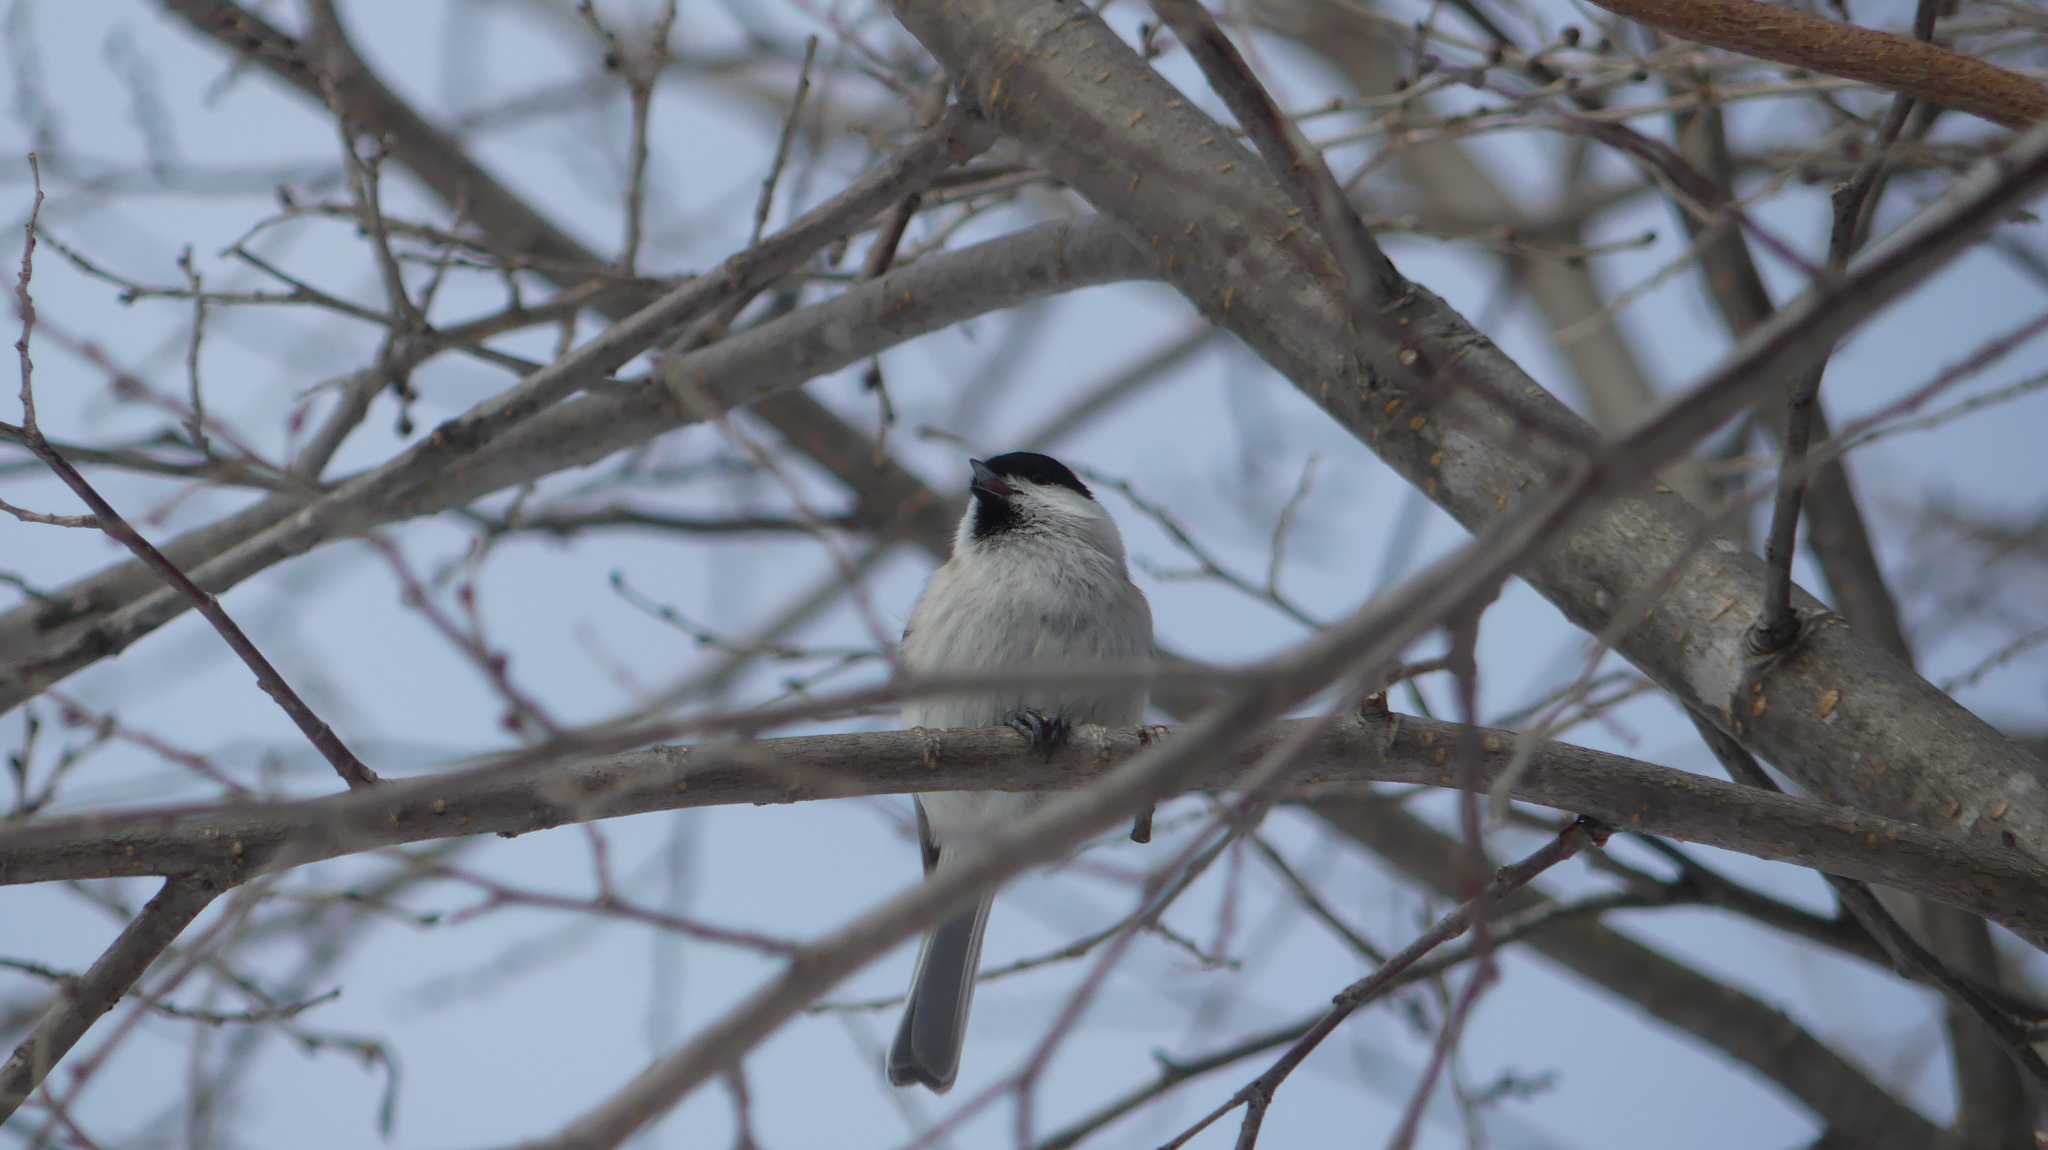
(1753, 0, 1935, 654)
(8, 430, 383, 791)
(0, 877, 220, 1122)
(1251, 1, 1671, 471)
(1583, 0, 2048, 130)
(4, 713, 2044, 947)
(1147, 0, 1401, 308)
(1686, 713, 2048, 1091)
(8, 155, 375, 790)
(1029, 890, 1655, 1150)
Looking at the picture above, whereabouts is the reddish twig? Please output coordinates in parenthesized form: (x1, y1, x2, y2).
(1383, 960, 1493, 1150)
(1583, 0, 2048, 129)
(363, 534, 560, 739)
(47, 690, 250, 795)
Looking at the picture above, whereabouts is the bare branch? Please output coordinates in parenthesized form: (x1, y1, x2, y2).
(1686, 714, 2048, 1090)
(6, 154, 377, 791)
(0, 878, 220, 1122)
(0, 496, 93, 528)
(1030, 891, 1649, 1150)
(1148, 0, 1400, 305)
(1754, 0, 1936, 654)
(4, 713, 2043, 947)
(1583, 0, 2048, 129)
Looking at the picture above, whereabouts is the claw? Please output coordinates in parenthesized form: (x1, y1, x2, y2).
(1006, 708, 1070, 758)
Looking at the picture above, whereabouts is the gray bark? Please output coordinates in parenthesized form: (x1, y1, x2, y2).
(4, 715, 2044, 950)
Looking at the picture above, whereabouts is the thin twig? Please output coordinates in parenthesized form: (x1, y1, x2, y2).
(0, 496, 93, 527)
(622, 0, 679, 274)
(11, 154, 43, 431)
(750, 36, 818, 248)
(1264, 455, 1318, 602)
(1754, 0, 1936, 653)
(10, 441, 381, 790)
(0, 958, 337, 1026)
(428, 861, 796, 955)
(1383, 957, 1491, 1150)
(1031, 887, 1656, 1150)
(364, 534, 560, 738)
(176, 246, 211, 457)
(1248, 833, 1384, 963)
(854, 74, 949, 456)
(311, 5, 426, 338)
(1162, 817, 1607, 1150)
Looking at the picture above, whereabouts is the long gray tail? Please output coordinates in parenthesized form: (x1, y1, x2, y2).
(888, 891, 995, 1092)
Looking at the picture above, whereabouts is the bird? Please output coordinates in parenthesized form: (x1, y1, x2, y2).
(887, 451, 1154, 1093)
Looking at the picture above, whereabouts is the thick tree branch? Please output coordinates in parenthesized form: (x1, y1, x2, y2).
(1253, 1, 1671, 465)
(1584, 0, 2048, 130)
(4, 714, 2044, 948)
(1686, 714, 2048, 1091)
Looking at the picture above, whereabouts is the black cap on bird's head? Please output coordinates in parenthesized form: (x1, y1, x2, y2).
(969, 452, 1091, 499)
(963, 452, 1097, 542)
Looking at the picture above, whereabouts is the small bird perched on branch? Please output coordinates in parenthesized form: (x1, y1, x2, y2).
(887, 452, 1154, 1093)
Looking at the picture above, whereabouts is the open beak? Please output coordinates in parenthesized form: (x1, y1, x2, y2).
(969, 458, 1015, 498)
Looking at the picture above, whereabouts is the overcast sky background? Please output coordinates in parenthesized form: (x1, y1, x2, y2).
(3, 1, 2046, 1148)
